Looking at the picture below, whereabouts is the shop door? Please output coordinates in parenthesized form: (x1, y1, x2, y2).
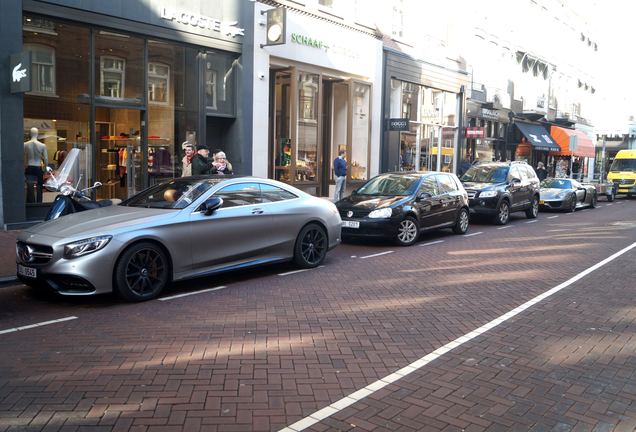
(95, 107, 143, 200)
(321, 79, 348, 196)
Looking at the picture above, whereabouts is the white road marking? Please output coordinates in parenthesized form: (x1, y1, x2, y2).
(497, 225, 513, 230)
(464, 231, 483, 237)
(547, 215, 559, 219)
(419, 240, 445, 247)
(279, 241, 636, 432)
(158, 286, 226, 301)
(607, 203, 613, 206)
(0, 316, 77, 336)
(525, 220, 538, 224)
(278, 265, 325, 276)
(350, 255, 357, 258)
(360, 251, 394, 259)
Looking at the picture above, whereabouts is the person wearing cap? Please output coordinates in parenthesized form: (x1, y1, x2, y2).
(192, 144, 211, 175)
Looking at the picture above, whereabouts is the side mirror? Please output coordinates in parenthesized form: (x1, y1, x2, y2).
(510, 177, 521, 184)
(46, 166, 53, 173)
(202, 196, 223, 216)
(417, 191, 432, 201)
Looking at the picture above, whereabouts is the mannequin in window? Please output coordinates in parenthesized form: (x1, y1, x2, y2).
(24, 127, 49, 203)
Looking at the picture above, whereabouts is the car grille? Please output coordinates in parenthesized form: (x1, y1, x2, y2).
(466, 190, 477, 199)
(16, 241, 53, 265)
(613, 179, 635, 186)
(339, 209, 371, 219)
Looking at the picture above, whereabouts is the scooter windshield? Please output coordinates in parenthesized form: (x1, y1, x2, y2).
(44, 148, 81, 191)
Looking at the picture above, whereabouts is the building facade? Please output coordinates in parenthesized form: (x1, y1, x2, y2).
(0, 0, 254, 228)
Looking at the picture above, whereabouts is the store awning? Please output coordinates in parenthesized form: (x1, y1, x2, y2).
(549, 126, 595, 158)
(514, 122, 560, 151)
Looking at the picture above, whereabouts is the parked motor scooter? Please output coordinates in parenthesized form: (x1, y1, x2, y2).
(44, 148, 121, 221)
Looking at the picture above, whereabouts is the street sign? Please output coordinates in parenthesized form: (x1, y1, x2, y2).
(388, 118, 409, 131)
(10, 51, 31, 94)
(262, 7, 286, 47)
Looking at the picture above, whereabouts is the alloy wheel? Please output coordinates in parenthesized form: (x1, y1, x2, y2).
(299, 226, 327, 266)
(124, 248, 167, 297)
(496, 201, 510, 225)
(397, 218, 418, 245)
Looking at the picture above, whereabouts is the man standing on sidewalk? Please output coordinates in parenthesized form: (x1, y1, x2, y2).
(333, 149, 347, 202)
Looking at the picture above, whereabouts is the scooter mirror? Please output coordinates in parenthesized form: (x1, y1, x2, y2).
(93, 181, 102, 188)
(46, 166, 53, 173)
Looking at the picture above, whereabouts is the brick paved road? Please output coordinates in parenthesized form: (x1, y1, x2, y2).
(0, 199, 635, 431)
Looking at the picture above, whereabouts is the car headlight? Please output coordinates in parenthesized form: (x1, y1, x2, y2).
(479, 190, 498, 198)
(368, 208, 392, 218)
(64, 235, 112, 259)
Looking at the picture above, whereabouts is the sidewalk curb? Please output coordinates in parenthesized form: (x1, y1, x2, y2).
(0, 275, 18, 287)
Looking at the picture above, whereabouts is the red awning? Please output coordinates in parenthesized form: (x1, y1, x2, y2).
(549, 126, 595, 158)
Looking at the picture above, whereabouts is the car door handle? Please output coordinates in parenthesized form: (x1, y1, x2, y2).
(251, 208, 264, 214)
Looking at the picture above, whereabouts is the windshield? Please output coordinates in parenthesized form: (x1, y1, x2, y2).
(355, 174, 420, 196)
(44, 148, 81, 191)
(461, 165, 509, 183)
(609, 158, 636, 172)
(121, 178, 222, 209)
(541, 178, 572, 189)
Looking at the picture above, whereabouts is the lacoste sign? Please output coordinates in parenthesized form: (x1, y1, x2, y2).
(10, 52, 31, 93)
(160, 7, 244, 37)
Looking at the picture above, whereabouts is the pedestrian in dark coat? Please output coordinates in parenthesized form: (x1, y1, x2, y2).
(192, 145, 211, 175)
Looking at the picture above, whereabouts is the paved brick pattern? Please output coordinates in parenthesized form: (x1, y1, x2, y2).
(0, 200, 635, 431)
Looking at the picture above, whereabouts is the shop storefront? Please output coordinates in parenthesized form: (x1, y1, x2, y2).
(253, 3, 383, 197)
(507, 117, 560, 168)
(0, 0, 252, 228)
(549, 125, 595, 180)
(465, 101, 510, 164)
(382, 49, 469, 174)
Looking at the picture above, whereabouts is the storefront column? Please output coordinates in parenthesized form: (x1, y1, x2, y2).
(0, 0, 26, 228)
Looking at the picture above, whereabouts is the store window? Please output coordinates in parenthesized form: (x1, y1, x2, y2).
(148, 62, 170, 104)
(25, 44, 56, 96)
(95, 31, 144, 103)
(297, 72, 319, 182)
(205, 51, 238, 116)
(100, 56, 125, 98)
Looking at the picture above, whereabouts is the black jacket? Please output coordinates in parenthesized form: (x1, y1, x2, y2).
(192, 154, 210, 175)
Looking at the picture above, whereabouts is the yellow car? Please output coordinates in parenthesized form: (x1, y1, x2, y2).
(608, 149, 636, 197)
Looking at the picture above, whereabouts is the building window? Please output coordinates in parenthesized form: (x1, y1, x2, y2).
(100, 56, 125, 98)
(25, 44, 56, 96)
(205, 65, 217, 110)
(148, 62, 170, 104)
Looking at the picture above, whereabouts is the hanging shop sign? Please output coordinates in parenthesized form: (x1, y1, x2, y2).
(160, 7, 244, 37)
(388, 118, 410, 131)
(481, 108, 499, 121)
(10, 51, 31, 94)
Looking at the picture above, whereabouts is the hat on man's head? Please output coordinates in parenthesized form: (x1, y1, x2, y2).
(196, 144, 210, 151)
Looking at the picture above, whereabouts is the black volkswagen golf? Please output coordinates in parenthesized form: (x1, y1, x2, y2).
(336, 172, 470, 246)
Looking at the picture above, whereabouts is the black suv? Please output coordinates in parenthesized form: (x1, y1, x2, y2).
(460, 161, 540, 225)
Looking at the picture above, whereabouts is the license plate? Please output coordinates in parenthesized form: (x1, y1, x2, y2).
(539, 200, 545, 205)
(17, 264, 37, 278)
(342, 220, 360, 229)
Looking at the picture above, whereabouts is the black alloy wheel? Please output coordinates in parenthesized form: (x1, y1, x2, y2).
(494, 200, 510, 225)
(525, 195, 539, 218)
(294, 223, 328, 268)
(568, 194, 577, 212)
(453, 208, 470, 234)
(590, 192, 598, 208)
(115, 242, 170, 301)
(396, 216, 420, 246)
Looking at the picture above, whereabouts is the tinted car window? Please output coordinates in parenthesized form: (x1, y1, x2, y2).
(122, 178, 218, 209)
(260, 183, 298, 203)
(524, 166, 538, 180)
(436, 174, 458, 194)
(215, 183, 261, 208)
(541, 178, 572, 189)
(419, 176, 439, 196)
(461, 165, 508, 183)
(508, 167, 521, 181)
(356, 174, 420, 196)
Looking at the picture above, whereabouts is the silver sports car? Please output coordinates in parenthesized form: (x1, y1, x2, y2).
(16, 176, 341, 301)
(539, 178, 598, 212)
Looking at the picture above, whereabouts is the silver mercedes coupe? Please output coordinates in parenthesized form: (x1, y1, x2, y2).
(16, 177, 341, 301)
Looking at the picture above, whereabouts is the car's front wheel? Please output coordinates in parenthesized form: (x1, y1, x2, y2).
(396, 216, 420, 246)
(494, 200, 510, 225)
(525, 195, 539, 218)
(567, 194, 577, 212)
(452, 208, 470, 234)
(114, 242, 170, 302)
(293, 223, 328, 268)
